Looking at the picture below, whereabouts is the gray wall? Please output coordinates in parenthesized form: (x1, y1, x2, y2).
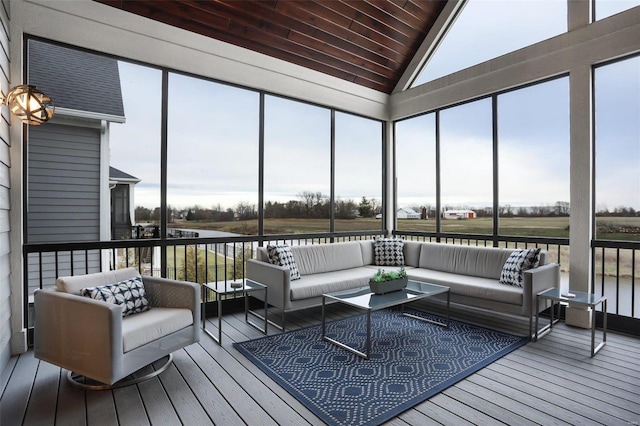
(27, 123, 101, 243)
(27, 123, 102, 294)
(0, 1, 10, 371)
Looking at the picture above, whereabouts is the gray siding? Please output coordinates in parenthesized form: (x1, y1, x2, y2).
(27, 124, 101, 243)
(0, 0, 10, 372)
(26, 124, 102, 294)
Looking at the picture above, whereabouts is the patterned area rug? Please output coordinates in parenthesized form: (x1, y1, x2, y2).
(234, 309, 528, 426)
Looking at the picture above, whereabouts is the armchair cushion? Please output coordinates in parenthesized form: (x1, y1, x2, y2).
(81, 276, 151, 317)
(122, 307, 193, 352)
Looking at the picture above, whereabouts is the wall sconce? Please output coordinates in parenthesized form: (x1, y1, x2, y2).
(1, 85, 54, 125)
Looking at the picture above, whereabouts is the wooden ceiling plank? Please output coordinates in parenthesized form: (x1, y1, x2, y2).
(221, 20, 392, 86)
(403, 0, 448, 17)
(318, 1, 415, 47)
(271, 1, 402, 68)
(366, 0, 433, 29)
(348, 0, 425, 39)
(215, 0, 398, 71)
(118, 1, 231, 33)
(181, 1, 291, 40)
(310, 2, 411, 55)
(287, 31, 395, 77)
(287, 1, 409, 60)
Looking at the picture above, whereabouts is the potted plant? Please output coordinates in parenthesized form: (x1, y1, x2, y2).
(369, 267, 408, 295)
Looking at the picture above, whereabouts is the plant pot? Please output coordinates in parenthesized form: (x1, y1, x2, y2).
(368, 277, 408, 295)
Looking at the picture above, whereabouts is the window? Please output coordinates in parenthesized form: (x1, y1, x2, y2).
(167, 74, 259, 234)
(264, 96, 331, 233)
(440, 98, 493, 234)
(334, 112, 383, 231)
(594, 56, 640, 241)
(412, 0, 566, 87)
(395, 114, 436, 232)
(497, 77, 570, 237)
(111, 62, 162, 236)
(595, 0, 640, 20)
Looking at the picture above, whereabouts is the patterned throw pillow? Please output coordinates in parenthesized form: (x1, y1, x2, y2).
(266, 244, 301, 280)
(374, 238, 405, 266)
(499, 248, 541, 287)
(81, 275, 151, 317)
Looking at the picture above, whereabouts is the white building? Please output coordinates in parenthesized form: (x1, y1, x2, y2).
(443, 210, 476, 220)
(397, 208, 421, 219)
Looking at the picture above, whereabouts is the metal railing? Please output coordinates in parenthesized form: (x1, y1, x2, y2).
(592, 240, 640, 319)
(395, 231, 640, 327)
(23, 231, 385, 339)
(23, 230, 639, 340)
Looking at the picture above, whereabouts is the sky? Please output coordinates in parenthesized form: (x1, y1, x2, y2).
(109, 0, 640, 212)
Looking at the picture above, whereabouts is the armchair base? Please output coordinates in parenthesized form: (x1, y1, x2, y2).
(66, 353, 173, 390)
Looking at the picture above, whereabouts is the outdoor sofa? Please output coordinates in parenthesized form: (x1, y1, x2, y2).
(246, 240, 562, 337)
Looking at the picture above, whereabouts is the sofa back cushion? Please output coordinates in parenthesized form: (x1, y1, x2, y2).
(56, 267, 141, 295)
(419, 243, 515, 280)
(403, 241, 422, 267)
(291, 241, 365, 275)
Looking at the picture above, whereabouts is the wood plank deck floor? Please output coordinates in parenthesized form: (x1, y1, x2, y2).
(2, 303, 640, 426)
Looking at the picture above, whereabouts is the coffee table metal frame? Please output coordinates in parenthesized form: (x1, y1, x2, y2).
(322, 280, 450, 359)
(535, 287, 607, 357)
(202, 279, 268, 345)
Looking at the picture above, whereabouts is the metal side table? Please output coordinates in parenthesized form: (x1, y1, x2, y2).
(203, 279, 268, 345)
(535, 288, 607, 357)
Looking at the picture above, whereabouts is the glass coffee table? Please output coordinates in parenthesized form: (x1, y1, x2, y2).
(322, 280, 450, 359)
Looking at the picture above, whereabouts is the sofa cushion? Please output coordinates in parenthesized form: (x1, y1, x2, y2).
(407, 268, 523, 306)
(267, 245, 301, 280)
(499, 248, 541, 287)
(419, 243, 513, 280)
(289, 268, 373, 300)
(80, 276, 151, 317)
(374, 238, 405, 266)
(291, 242, 364, 276)
(122, 307, 193, 352)
(403, 241, 422, 267)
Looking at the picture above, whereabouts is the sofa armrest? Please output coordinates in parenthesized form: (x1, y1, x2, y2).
(142, 276, 200, 325)
(246, 259, 291, 310)
(523, 263, 561, 315)
(34, 288, 122, 382)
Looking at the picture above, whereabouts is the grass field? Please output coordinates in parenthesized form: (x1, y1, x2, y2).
(166, 245, 232, 283)
(169, 216, 640, 241)
(166, 216, 640, 278)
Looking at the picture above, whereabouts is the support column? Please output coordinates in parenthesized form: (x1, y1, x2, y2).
(385, 120, 394, 236)
(567, 0, 594, 329)
(568, 63, 593, 328)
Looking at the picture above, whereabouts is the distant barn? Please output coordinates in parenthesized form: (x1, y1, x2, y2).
(443, 210, 476, 219)
(397, 208, 421, 219)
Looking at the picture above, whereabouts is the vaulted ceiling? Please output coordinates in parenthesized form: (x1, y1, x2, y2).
(94, 0, 448, 93)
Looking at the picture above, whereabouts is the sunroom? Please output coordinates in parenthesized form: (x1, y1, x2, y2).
(1, 1, 639, 424)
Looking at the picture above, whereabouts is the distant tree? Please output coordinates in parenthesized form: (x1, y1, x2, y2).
(135, 206, 152, 222)
(151, 207, 161, 223)
(358, 197, 373, 217)
(335, 199, 357, 219)
(177, 246, 208, 284)
(236, 202, 257, 220)
(555, 201, 570, 216)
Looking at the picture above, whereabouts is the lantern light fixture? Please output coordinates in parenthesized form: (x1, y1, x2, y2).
(0, 84, 54, 125)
